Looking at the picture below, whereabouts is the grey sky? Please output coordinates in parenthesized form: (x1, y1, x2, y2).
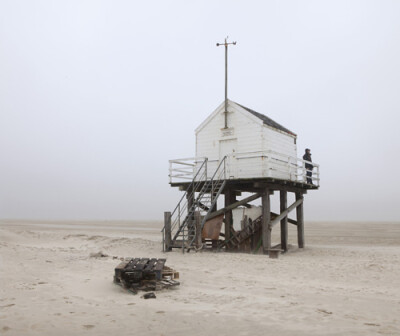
(1, 1, 399, 221)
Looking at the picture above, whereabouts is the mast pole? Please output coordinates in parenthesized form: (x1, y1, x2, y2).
(217, 37, 236, 129)
(225, 37, 228, 127)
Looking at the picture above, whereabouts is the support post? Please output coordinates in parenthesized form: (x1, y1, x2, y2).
(296, 192, 304, 248)
(224, 187, 236, 247)
(194, 211, 202, 249)
(280, 190, 288, 252)
(262, 189, 271, 254)
(164, 211, 172, 251)
(187, 185, 194, 210)
(187, 185, 194, 234)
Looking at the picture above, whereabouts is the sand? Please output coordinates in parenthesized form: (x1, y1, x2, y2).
(1, 220, 400, 336)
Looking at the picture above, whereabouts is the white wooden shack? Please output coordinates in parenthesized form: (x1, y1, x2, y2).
(195, 99, 297, 181)
(163, 99, 320, 256)
(170, 99, 319, 184)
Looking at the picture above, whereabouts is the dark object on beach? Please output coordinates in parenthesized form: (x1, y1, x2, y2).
(114, 258, 180, 293)
(143, 292, 156, 299)
(89, 251, 109, 258)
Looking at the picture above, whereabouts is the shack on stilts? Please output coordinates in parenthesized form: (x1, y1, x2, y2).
(162, 39, 320, 256)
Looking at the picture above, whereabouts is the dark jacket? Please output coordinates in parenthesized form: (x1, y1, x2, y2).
(303, 153, 313, 170)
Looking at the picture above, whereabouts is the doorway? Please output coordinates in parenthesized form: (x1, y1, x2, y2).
(219, 139, 237, 178)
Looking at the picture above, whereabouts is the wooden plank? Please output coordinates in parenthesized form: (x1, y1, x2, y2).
(207, 192, 262, 220)
(270, 198, 303, 228)
(280, 190, 288, 252)
(296, 192, 304, 248)
(134, 258, 150, 271)
(271, 212, 297, 225)
(126, 258, 141, 270)
(153, 259, 166, 272)
(143, 258, 158, 272)
(262, 188, 271, 254)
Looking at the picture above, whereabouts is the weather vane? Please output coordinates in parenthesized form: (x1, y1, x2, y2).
(217, 37, 237, 128)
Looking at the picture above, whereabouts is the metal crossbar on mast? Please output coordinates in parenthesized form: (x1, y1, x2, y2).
(216, 37, 236, 129)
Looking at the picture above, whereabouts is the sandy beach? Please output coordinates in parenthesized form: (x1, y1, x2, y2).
(1, 220, 399, 336)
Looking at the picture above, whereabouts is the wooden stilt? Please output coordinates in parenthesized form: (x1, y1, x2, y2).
(186, 185, 194, 209)
(280, 190, 288, 252)
(296, 192, 304, 248)
(164, 211, 172, 251)
(186, 185, 195, 240)
(224, 187, 236, 247)
(262, 189, 271, 254)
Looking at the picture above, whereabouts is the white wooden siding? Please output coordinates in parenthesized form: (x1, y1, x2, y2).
(195, 100, 298, 181)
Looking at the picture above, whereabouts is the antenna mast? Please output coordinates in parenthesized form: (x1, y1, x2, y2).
(217, 37, 236, 128)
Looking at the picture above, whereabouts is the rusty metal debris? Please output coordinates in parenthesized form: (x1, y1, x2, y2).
(114, 258, 180, 294)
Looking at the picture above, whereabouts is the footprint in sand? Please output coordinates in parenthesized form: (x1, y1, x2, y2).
(2, 326, 11, 332)
(317, 309, 333, 315)
(82, 325, 95, 329)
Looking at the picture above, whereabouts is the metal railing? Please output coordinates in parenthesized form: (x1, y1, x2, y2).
(169, 157, 206, 183)
(162, 158, 208, 246)
(163, 156, 227, 252)
(186, 156, 227, 248)
(169, 150, 320, 186)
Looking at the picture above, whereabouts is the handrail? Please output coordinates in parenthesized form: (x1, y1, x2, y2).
(186, 156, 227, 248)
(162, 158, 208, 233)
(169, 150, 320, 187)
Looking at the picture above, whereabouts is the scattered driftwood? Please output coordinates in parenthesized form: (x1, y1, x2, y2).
(114, 258, 180, 294)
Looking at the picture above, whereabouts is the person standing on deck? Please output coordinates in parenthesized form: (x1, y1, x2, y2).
(303, 148, 313, 184)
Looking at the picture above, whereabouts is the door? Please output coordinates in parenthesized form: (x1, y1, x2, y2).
(219, 139, 237, 178)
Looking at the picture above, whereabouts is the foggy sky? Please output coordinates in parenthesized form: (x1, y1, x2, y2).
(1, 0, 400, 221)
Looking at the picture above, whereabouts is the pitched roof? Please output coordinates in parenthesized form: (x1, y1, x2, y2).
(236, 102, 296, 136)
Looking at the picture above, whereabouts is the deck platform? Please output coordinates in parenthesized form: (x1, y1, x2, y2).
(171, 177, 319, 193)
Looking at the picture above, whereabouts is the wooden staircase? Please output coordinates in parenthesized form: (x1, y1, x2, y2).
(218, 215, 262, 251)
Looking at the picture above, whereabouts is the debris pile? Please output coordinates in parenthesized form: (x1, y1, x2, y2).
(114, 258, 179, 294)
